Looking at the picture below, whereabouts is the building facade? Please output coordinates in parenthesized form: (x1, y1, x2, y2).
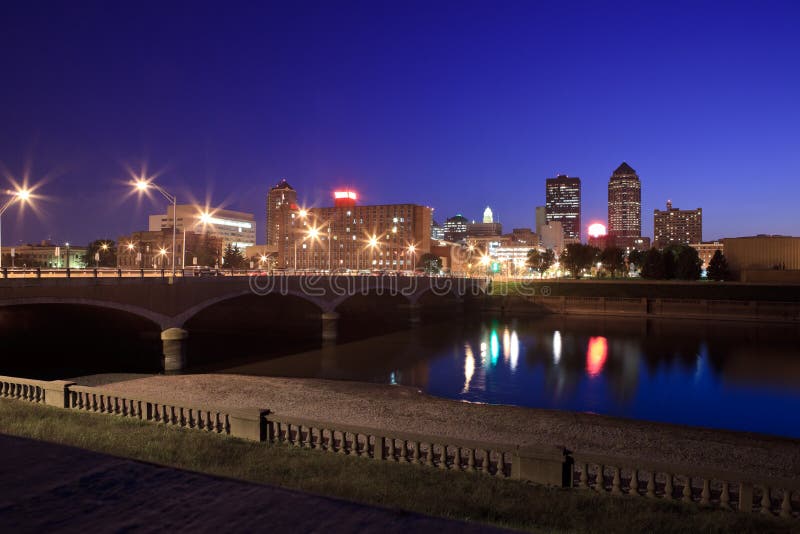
(653, 200, 702, 249)
(266, 179, 298, 247)
(545, 175, 581, 242)
(149, 204, 255, 252)
(1, 241, 86, 268)
(466, 221, 502, 238)
(689, 241, 723, 270)
(117, 230, 223, 269)
(607, 162, 642, 249)
(535, 206, 547, 235)
(443, 214, 469, 243)
(722, 236, 800, 275)
(283, 192, 433, 271)
(431, 220, 445, 241)
(540, 221, 565, 255)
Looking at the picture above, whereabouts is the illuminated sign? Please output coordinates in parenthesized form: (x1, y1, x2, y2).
(333, 191, 358, 200)
(588, 223, 607, 238)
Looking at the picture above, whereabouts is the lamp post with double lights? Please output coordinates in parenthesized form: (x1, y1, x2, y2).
(0, 188, 31, 271)
(133, 178, 177, 277)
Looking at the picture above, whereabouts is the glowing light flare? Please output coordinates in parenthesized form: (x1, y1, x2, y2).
(586, 336, 608, 377)
(307, 227, 320, 240)
(298, 208, 308, 218)
(15, 189, 31, 201)
(127, 243, 136, 251)
(462, 344, 475, 393)
(588, 223, 607, 238)
(510, 331, 519, 371)
(553, 330, 562, 364)
(407, 244, 416, 254)
(503, 328, 511, 362)
(480, 255, 491, 266)
(158, 248, 168, 256)
(333, 191, 358, 200)
(490, 330, 500, 366)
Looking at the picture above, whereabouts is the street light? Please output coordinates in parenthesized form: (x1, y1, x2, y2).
(0, 188, 32, 270)
(407, 244, 416, 271)
(133, 178, 177, 277)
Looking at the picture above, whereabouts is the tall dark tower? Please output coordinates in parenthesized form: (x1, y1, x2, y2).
(266, 179, 297, 247)
(545, 175, 581, 242)
(607, 162, 641, 248)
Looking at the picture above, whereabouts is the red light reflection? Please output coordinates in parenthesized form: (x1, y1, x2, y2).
(586, 336, 608, 377)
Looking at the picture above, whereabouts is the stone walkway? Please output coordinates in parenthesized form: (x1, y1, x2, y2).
(0, 434, 507, 533)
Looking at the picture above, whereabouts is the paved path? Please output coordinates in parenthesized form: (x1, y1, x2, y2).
(0, 434, 507, 533)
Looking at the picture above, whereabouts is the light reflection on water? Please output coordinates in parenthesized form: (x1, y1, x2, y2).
(222, 316, 800, 438)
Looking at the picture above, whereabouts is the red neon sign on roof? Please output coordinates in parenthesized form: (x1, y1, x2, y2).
(333, 191, 358, 200)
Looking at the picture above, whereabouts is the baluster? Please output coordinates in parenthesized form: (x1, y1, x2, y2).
(426, 443, 434, 466)
(399, 440, 407, 462)
(339, 431, 347, 454)
(453, 447, 462, 471)
(387, 438, 395, 460)
(438, 445, 447, 470)
(682, 476, 693, 503)
(761, 486, 772, 515)
(579, 463, 589, 489)
(611, 467, 622, 495)
(412, 441, 420, 463)
(646, 471, 656, 498)
(720, 481, 731, 509)
(595, 465, 605, 492)
(468, 449, 476, 473)
(630, 469, 639, 496)
(496, 451, 506, 477)
(780, 490, 793, 519)
(664, 473, 674, 500)
(700, 479, 711, 506)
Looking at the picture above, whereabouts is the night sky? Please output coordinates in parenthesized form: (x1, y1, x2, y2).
(1, 1, 798, 246)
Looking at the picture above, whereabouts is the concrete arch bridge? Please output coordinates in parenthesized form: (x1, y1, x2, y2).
(0, 275, 487, 371)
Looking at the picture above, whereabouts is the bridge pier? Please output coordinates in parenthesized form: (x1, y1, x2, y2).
(161, 328, 189, 373)
(321, 312, 339, 342)
(401, 303, 422, 327)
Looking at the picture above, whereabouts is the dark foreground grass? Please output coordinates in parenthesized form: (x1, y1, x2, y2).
(489, 280, 800, 302)
(1, 399, 797, 534)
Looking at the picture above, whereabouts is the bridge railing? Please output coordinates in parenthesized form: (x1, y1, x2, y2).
(0, 377, 797, 519)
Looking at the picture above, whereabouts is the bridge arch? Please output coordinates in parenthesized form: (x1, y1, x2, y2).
(0, 297, 168, 330)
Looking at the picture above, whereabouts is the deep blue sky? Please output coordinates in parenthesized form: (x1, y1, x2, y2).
(1, 0, 798, 246)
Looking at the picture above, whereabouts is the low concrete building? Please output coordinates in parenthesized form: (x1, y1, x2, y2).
(722, 235, 800, 281)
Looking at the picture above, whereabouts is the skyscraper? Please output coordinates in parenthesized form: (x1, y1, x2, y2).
(483, 206, 493, 223)
(545, 175, 581, 242)
(266, 179, 297, 246)
(607, 162, 642, 248)
(535, 206, 547, 235)
(443, 214, 469, 242)
(654, 200, 702, 248)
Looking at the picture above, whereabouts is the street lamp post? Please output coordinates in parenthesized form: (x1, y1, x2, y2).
(0, 189, 31, 270)
(134, 179, 177, 277)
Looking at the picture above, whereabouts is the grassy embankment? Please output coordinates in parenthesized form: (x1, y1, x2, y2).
(489, 280, 800, 301)
(1, 399, 796, 534)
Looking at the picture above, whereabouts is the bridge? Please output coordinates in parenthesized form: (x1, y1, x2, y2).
(0, 274, 487, 372)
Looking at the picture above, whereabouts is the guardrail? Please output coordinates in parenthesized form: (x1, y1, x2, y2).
(0, 375, 796, 520)
(0, 268, 480, 280)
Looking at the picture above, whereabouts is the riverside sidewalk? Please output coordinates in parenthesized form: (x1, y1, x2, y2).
(0, 434, 507, 533)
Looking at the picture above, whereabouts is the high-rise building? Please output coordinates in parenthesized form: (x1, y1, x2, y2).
(545, 175, 581, 242)
(443, 214, 469, 243)
(431, 220, 445, 241)
(535, 206, 547, 235)
(286, 190, 433, 271)
(148, 205, 255, 252)
(266, 179, 298, 247)
(653, 200, 702, 249)
(607, 162, 642, 248)
(483, 206, 494, 223)
(540, 221, 564, 255)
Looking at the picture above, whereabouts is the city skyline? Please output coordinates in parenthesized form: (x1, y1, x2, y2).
(2, 2, 800, 246)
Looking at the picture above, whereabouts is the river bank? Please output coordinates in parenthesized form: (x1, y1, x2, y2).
(75, 373, 800, 481)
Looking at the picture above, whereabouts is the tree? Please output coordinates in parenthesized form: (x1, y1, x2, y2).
(222, 243, 245, 269)
(83, 240, 117, 267)
(640, 249, 665, 279)
(706, 250, 731, 281)
(560, 243, 599, 279)
(527, 248, 555, 275)
(599, 247, 626, 278)
(190, 235, 221, 267)
(661, 245, 679, 279)
(627, 249, 645, 274)
(674, 245, 702, 280)
(419, 253, 442, 274)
